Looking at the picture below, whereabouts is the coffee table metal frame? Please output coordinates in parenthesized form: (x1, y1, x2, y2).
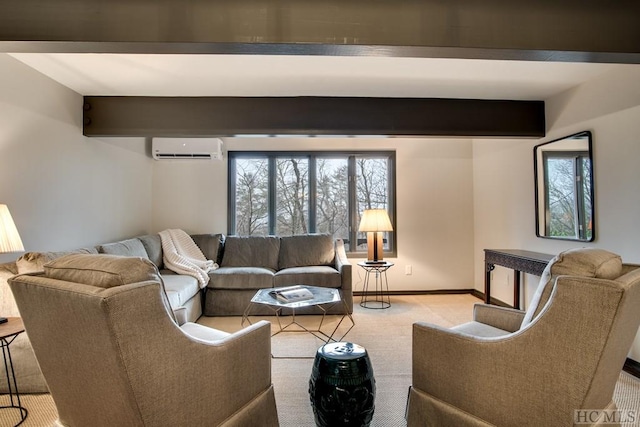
(242, 285, 355, 344)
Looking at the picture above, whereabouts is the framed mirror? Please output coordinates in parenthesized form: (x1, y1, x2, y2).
(534, 131, 594, 241)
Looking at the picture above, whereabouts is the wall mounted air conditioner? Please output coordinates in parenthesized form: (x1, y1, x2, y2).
(152, 137, 223, 160)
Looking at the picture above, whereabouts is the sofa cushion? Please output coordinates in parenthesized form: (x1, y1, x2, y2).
(161, 271, 200, 309)
(16, 247, 99, 274)
(191, 233, 225, 264)
(99, 238, 149, 259)
(278, 234, 335, 269)
(43, 254, 160, 289)
(137, 234, 163, 268)
(208, 266, 275, 290)
(221, 236, 280, 270)
(274, 266, 341, 288)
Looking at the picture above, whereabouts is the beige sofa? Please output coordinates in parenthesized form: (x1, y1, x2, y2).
(0, 232, 352, 392)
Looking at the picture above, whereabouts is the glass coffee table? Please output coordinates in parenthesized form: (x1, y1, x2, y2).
(242, 285, 355, 344)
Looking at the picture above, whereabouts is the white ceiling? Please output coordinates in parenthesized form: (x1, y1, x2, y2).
(9, 53, 633, 100)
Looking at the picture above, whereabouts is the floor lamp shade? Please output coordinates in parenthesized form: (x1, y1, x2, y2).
(358, 209, 392, 263)
(0, 204, 24, 253)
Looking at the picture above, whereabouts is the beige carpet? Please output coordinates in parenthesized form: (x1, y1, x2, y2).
(2, 294, 639, 426)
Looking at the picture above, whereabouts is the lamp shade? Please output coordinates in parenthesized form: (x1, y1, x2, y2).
(358, 209, 393, 232)
(0, 204, 24, 253)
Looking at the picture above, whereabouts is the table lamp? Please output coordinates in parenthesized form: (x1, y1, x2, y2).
(0, 204, 24, 323)
(358, 209, 392, 264)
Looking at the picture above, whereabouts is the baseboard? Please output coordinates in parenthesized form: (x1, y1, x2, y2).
(623, 358, 640, 379)
(352, 289, 481, 297)
(470, 290, 512, 307)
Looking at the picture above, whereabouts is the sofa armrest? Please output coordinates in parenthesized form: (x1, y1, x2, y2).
(472, 303, 525, 332)
(335, 239, 352, 292)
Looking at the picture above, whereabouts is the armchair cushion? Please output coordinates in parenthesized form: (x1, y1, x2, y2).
(180, 322, 231, 342)
(450, 322, 510, 338)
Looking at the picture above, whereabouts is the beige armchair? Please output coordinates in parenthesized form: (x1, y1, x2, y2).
(407, 248, 640, 427)
(9, 254, 279, 427)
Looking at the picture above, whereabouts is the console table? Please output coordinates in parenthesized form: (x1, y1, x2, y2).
(484, 249, 554, 309)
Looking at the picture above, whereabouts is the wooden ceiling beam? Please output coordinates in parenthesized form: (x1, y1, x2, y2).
(83, 96, 545, 138)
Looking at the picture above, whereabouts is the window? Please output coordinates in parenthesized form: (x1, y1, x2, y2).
(229, 151, 396, 255)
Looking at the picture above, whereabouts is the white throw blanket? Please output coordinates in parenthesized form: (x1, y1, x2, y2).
(159, 229, 217, 288)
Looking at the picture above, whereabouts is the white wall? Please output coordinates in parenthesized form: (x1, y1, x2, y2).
(472, 66, 640, 361)
(151, 136, 476, 292)
(0, 54, 153, 263)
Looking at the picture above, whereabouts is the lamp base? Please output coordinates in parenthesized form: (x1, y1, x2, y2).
(366, 231, 385, 263)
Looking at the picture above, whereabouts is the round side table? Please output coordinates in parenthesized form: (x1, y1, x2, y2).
(0, 317, 28, 426)
(358, 261, 394, 309)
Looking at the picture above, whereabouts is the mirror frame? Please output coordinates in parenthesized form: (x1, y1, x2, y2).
(534, 130, 595, 242)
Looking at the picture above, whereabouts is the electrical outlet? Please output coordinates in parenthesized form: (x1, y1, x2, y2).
(405, 265, 412, 275)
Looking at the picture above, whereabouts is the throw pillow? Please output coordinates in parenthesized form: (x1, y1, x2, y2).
(98, 238, 149, 259)
(44, 253, 160, 288)
(278, 234, 335, 269)
(16, 247, 99, 274)
(521, 248, 622, 327)
(221, 236, 280, 270)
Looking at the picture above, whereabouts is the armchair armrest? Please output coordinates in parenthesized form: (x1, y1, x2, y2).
(334, 238, 352, 292)
(472, 303, 525, 333)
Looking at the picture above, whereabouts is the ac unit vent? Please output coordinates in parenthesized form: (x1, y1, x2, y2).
(152, 138, 223, 160)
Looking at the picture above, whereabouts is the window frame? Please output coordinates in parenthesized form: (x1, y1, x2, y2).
(228, 150, 396, 258)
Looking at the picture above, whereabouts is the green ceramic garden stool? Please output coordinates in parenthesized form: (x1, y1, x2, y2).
(309, 342, 376, 427)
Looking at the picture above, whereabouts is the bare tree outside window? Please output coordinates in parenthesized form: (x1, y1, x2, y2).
(276, 158, 309, 235)
(234, 158, 268, 236)
(316, 158, 349, 246)
(356, 157, 389, 251)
